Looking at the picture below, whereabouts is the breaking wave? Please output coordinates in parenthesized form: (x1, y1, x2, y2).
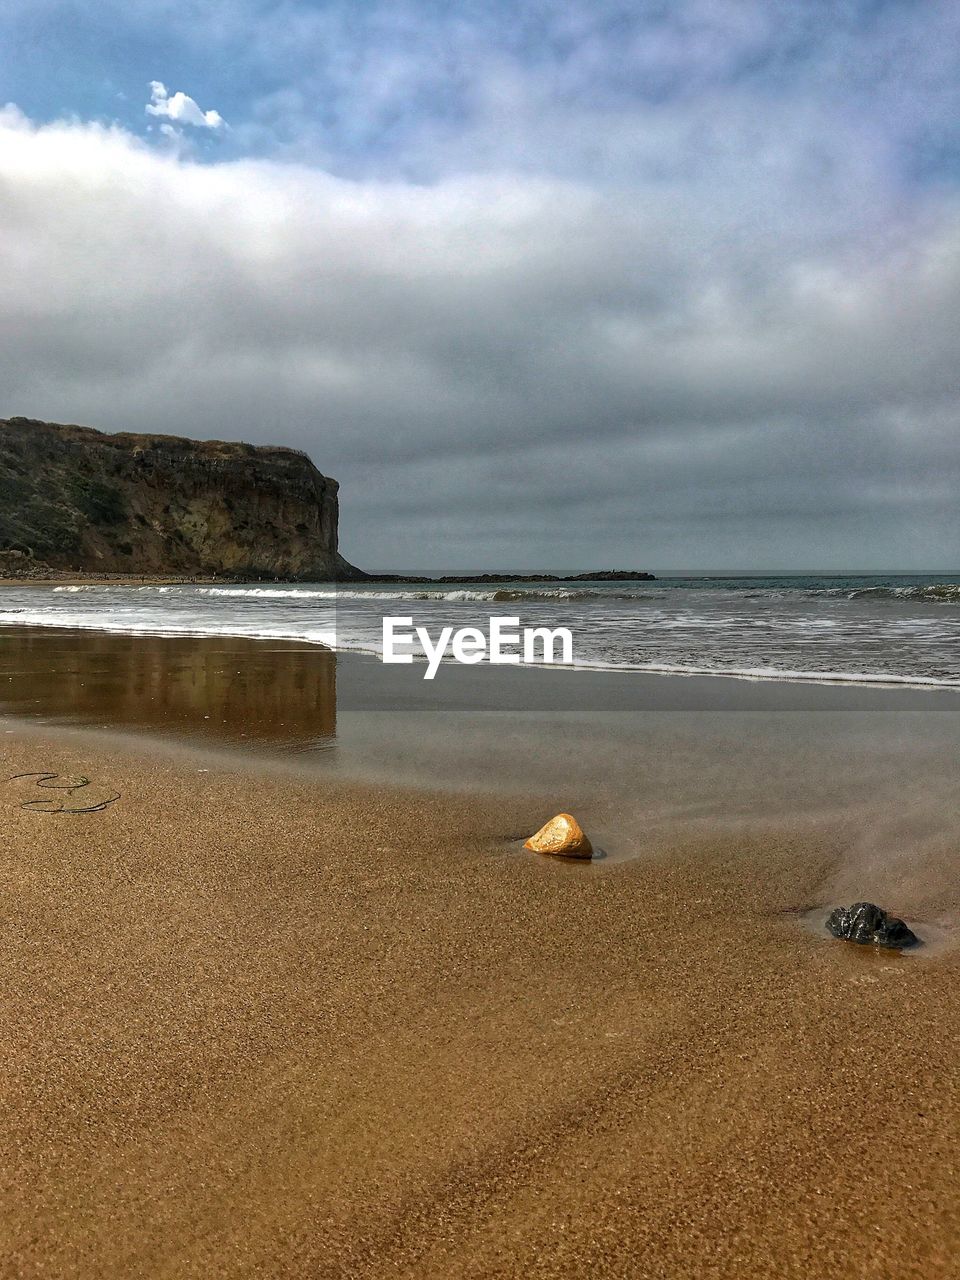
(12, 573, 960, 689)
(842, 583, 960, 604)
(190, 585, 662, 603)
(83, 584, 663, 603)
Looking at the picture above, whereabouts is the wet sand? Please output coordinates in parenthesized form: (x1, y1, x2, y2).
(1, 627, 959, 1276)
(2, 716, 959, 1278)
(0, 627, 338, 746)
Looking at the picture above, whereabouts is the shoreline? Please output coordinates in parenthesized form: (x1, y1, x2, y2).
(1, 722, 958, 1275)
(2, 617, 960, 699)
(3, 568, 960, 695)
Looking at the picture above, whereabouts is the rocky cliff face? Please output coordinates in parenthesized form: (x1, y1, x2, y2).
(0, 417, 360, 579)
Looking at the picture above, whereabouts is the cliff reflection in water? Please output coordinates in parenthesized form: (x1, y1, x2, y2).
(0, 627, 336, 748)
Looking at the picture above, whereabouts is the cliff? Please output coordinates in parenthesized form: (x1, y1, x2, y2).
(0, 417, 360, 580)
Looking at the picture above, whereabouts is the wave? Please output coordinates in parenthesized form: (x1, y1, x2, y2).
(193, 585, 664, 604)
(0, 609, 337, 648)
(201, 584, 664, 603)
(52, 580, 960, 605)
(568, 658, 960, 689)
(50, 583, 662, 604)
(488, 587, 660, 602)
(842, 583, 960, 604)
(4, 609, 960, 689)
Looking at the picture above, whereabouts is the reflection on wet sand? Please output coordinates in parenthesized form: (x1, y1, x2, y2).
(0, 626, 336, 748)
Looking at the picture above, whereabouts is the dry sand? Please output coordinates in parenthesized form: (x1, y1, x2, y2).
(1, 728, 958, 1279)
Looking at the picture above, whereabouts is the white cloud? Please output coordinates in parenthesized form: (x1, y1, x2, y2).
(146, 80, 224, 130)
(0, 106, 957, 567)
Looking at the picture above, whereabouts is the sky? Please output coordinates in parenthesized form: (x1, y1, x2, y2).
(1, 0, 959, 570)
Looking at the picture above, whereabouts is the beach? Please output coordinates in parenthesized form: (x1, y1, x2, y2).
(5, 1, 958, 1268)
(2, 625, 960, 1277)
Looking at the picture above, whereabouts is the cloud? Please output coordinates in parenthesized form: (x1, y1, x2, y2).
(94, 0, 955, 199)
(146, 80, 224, 130)
(0, 103, 957, 569)
(0, 0, 949, 569)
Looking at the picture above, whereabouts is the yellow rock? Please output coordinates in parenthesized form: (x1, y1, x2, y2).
(524, 813, 593, 859)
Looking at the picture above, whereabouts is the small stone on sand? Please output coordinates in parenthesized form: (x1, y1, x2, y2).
(524, 813, 593, 859)
(825, 901, 919, 950)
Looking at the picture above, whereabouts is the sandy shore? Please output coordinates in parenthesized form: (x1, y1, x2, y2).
(1, 725, 958, 1278)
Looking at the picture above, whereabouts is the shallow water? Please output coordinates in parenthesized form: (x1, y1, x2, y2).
(799, 907, 956, 959)
(0, 627, 337, 748)
(2, 625, 959, 934)
(2, 571, 960, 687)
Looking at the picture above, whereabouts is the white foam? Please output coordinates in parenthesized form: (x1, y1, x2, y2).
(569, 658, 960, 689)
(5, 577, 960, 690)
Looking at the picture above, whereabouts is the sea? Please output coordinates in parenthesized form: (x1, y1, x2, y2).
(1, 572, 959, 689)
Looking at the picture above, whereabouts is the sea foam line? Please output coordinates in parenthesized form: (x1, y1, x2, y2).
(3, 611, 960, 689)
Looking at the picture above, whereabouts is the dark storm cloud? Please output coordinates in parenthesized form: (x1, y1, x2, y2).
(1, 0, 960, 570)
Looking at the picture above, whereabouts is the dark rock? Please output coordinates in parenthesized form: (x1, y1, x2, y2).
(825, 902, 919, 950)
